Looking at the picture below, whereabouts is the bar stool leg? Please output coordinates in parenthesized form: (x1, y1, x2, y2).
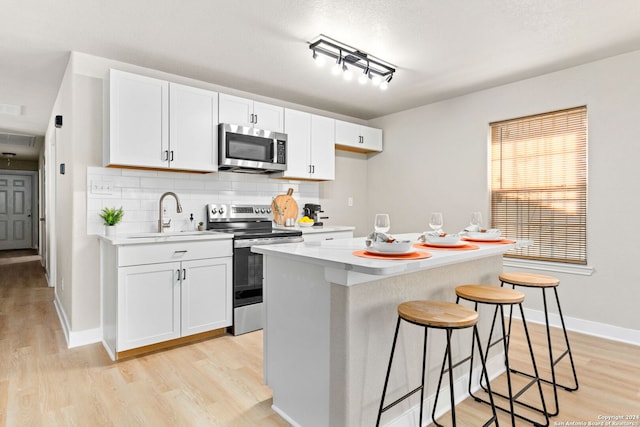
(502, 283, 579, 417)
(377, 317, 430, 427)
(377, 317, 402, 427)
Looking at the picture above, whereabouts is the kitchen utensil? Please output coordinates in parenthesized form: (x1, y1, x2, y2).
(272, 188, 299, 226)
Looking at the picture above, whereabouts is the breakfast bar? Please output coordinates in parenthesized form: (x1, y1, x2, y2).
(252, 233, 528, 427)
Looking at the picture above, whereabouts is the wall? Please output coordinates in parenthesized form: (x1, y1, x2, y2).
(0, 159, 38, 171)
(368, 50, 640, 336)
(51, 52, 368, 340)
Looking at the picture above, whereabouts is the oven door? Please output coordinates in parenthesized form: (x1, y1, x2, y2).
(233, 246, 263, 307)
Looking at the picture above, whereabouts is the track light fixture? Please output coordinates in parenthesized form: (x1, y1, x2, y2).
(309, 35, 396, 90)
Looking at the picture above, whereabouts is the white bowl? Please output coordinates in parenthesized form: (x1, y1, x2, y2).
(425, 233, 461, 245)
(466, 229, 502, 240)
(368, 240, 414, 253)
(298, 221, 314, 228)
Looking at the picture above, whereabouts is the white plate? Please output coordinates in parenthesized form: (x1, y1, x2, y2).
(365, 248, 417, 256)
(422, 241, 468, 248)
(466, 230, 501, 240)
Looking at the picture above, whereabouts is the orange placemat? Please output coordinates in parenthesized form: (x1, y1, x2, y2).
(413, 243, 479, 251)
(352, 250, 432, 260)
(462, 237, 516, 244)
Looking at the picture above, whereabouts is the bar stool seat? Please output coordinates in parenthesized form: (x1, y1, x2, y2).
(377, 300, 498, 427)
(455, 284, 549, 427)
(499, 272, 579, 417)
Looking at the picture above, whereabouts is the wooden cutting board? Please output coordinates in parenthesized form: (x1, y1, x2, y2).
(271, 188, 299, 225)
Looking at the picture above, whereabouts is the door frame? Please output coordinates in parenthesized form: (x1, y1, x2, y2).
(0, 169, 38, 250)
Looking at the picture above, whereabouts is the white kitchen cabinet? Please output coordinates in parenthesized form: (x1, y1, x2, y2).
(117, 262, 181, 350)
(107, 69, 168, 169)
(101, 238, 232, 359)
(218, 93, 284, 132)
(275, 109, 335, 180)
(335, 119, 383, 153)
(169, 83, 218, 171)
(106, 69, 218, 172)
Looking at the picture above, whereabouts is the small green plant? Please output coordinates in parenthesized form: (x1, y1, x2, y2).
(198, 221, 204, 227)
(99, 206, 124, 226)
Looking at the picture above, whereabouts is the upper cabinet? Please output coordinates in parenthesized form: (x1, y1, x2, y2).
(218, 93, 284, 133)
(105, 69, 218, 172)
(275, 109, 335, 181)
(335, 120, 383, 153)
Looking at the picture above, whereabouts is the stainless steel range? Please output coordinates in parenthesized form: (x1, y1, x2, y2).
(206, 203, 303, 335)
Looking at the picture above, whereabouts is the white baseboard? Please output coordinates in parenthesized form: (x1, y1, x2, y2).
(53, 292, 103, 349)
(513, 307, 640, 346)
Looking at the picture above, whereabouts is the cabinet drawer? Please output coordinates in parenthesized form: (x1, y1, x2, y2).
(118, 240, 232, 267)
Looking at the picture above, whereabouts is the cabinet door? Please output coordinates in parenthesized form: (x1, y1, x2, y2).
(360, 125, 383, 152)
(117, 262, 181, 351)
(310, 115, 335, 180)
(334, 120, 361, 148)
(219, 93, 253, 127)
(108, 69, 169, 168)
(253, 101, 284, 132)
(281, 109, 311, 178)
(181, 257, 232, 336)
(169, 83, 218, 172)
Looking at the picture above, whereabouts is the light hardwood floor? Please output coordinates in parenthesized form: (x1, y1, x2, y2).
(1, 254, 639, 426)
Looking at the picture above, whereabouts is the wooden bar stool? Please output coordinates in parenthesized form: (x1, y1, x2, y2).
(376, 300, 498, 427)
(455, 285, 549, 427)
(499, 272, 579, 416)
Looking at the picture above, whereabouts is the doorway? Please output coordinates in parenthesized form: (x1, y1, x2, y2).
(0, 172, 36, 250)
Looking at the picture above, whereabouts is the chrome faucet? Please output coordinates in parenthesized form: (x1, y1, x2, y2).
(158, 191, 183, 232)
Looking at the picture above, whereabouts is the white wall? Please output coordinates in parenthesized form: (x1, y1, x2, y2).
(368, 50, 640, 334)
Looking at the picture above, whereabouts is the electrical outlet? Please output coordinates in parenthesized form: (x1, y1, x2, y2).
(90, 180, 112, 195)
(348, 197, 354, 207)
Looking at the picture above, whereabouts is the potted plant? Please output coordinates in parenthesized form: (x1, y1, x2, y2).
(198, 221, 205, 231)
(99, 206, 124, 237)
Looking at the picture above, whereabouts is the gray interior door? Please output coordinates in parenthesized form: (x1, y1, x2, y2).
(0, 173, 33, 250)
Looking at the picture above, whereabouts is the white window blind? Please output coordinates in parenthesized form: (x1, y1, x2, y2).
(490, 106, 587, 264)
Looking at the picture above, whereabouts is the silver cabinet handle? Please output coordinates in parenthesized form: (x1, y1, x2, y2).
(177, 269, 181, 282)
(170, 151, 174, 162)
(254, 114, 258, 124)
(174, 250, 188, 254)
(163, 150, 169, 161)
(183, 268, 186, 280)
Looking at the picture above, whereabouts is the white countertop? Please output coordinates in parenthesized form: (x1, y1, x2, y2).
(97, 230, 233, 245)
(274, 225, 355, 234)
(253, 232, 529, 278)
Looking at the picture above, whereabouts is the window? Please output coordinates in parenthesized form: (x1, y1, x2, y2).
(490, 106, 587, 264)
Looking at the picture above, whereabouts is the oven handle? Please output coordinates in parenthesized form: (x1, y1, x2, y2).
(234, 236, 304, 249)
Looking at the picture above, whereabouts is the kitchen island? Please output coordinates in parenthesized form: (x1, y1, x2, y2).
(252, 233, 528, 427)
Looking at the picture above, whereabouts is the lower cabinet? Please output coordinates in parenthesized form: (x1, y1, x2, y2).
(101, 238, 233, 359)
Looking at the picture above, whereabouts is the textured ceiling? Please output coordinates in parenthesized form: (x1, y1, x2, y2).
(3, 0, 640, 160)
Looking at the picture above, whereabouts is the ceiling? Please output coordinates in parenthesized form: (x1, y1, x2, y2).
(3, 0, 640, 161)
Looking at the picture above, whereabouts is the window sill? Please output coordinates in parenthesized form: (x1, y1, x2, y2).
(502, 258, 594, 276)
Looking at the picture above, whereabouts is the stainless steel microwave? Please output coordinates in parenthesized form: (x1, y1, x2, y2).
(218, 123, 287, 173)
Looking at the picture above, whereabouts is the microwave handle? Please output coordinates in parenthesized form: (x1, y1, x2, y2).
(270, 140, 275, 161)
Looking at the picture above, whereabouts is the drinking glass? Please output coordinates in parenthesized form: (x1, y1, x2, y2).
(428, 212, 443, 232)
(374, 214, 390, 233)
(470, 211, 483, 227)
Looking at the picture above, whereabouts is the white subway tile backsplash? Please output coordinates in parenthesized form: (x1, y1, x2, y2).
(86, 166, 320, 235)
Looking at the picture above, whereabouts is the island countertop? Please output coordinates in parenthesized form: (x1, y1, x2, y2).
(252, 232, 527, 282)
(257, 232, 525, 426)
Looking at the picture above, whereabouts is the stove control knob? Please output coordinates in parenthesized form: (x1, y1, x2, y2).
(266, 208, 271, 214)
(211, 208, 217, 214)
(218, 207, 225, 214)
(260, 208, 266, 213)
